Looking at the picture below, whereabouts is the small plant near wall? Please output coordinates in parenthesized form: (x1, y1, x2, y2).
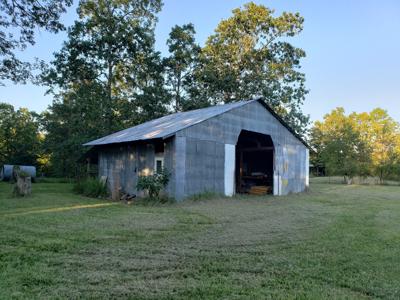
(137, 169, 170, 200)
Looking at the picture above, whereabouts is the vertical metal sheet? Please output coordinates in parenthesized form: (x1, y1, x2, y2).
(224, 144, 235, 196)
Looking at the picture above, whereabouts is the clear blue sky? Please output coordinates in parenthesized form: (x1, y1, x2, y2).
(1, 0, 399, 123)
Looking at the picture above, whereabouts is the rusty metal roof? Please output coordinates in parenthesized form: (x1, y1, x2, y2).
(83, 99, 308, 147)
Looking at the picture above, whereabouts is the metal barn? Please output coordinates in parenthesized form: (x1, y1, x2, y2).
(84, 99, 309, 201)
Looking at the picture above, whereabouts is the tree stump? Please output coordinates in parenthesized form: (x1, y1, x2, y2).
(14, 175, 32, 197)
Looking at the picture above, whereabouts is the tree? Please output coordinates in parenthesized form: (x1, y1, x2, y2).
(40, 84, 107, 176)
(198, 2, 308, 134)
(0, 0, 72, 84)
(41, 0, 168, 176)
(42, 0, 165, 133)
(164, 23, 200, 111)
(311, 107, 400, 183)
(351, 109, 400, 183)
(311, 108, 372, 183)
(0, 102, 41, 166)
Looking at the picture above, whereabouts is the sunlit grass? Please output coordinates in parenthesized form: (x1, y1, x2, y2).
(2, 202, 118, 217)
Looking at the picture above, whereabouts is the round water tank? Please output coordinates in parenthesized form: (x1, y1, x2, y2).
(0, 165, 36, 181)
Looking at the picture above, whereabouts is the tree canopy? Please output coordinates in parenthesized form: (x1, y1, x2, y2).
(0, 0, 72, 84)
(311, 107, 400, 182)
(199, 2, 309, 133)
(40, 0, 168, 176)
(0, 102, 41, 167)
(164, 23, 200, 112)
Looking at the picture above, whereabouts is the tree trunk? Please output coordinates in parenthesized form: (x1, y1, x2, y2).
(107, 62, 113, 132)
(344, 175, 353, 185)
(14, 175, 32, 197)
(176, 73, 181, 111)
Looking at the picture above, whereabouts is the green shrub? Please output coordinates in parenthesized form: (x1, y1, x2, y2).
(137, 169, 170, 200)
(16, 170, 30, 178)
(73, 177, 108, 198)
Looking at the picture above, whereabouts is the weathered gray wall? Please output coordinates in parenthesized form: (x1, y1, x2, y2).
(184, 137, 225, 196)
(173, 101, 308, 200)
(98, 140, 175, 197)
(97, 101, 308, 201)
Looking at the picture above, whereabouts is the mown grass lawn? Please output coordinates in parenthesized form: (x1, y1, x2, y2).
(1, 181, 400, 299)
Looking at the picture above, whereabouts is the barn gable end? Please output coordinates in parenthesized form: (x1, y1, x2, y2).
(171, 101, 308, 200)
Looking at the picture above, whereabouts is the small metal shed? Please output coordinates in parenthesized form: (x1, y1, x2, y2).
(84, 98, 309, 201)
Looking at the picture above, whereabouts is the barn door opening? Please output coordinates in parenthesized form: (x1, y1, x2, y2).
(236, 130, 274, 195)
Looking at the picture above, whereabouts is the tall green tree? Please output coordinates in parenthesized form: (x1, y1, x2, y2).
(311, 107, 400, 183)
(41, 0, 167, 176)
(0, 0, 72, 84)
(199, 2, 308, 134)
(311, 108, 372, 183)
(164, 23, 200, 111)
(0, 102, 40, 166)
(43, 0, 166, 133)
(351, 109, 400, 182)
(40, 84, 107, 176)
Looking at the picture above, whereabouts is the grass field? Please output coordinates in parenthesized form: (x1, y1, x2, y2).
(1, 181, 400, 299)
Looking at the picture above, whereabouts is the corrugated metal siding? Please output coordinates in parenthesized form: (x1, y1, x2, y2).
(183, 138, 225, 198)
(99, 145, 138, 195)
(163, 137, 175, 197)
(98, 143, 156, 196)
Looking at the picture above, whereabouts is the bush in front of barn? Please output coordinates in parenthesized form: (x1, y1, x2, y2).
(74, 177, 108, 198)
(137, 169, 169, 200)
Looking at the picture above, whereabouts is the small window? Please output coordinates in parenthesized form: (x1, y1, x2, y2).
(155, 157, 164, 174)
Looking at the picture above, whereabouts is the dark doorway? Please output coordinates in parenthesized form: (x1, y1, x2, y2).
(236, 130, 274, 195)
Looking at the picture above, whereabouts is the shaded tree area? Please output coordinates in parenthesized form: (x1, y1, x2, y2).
(311, 108, 400, 183)
(0, 0, 72, 175)
(41, 0, 168, 176)
(0, 102, 43, 168)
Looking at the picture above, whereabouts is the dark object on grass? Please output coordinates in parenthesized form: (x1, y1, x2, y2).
(0, 165, 36, 181)
(120, 192, 136, 204)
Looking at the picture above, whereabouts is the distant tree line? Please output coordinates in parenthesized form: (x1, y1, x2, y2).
(310, 108, 400, 183)
(0, 1, 310, 177)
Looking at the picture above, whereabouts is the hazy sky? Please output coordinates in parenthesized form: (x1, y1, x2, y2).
(1, 0, 399, 123)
